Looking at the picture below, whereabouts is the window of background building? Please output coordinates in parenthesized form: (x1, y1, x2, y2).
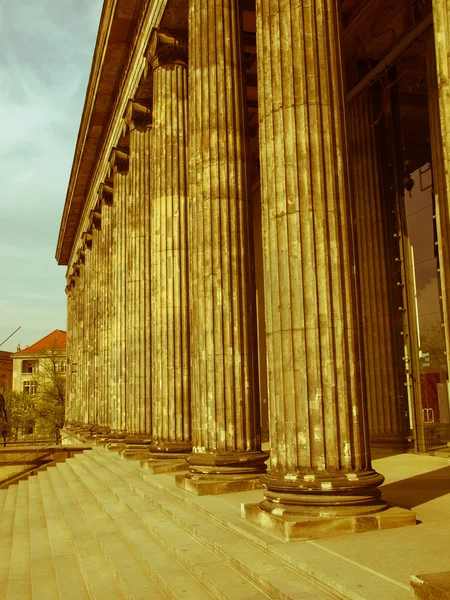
(22, 360, 38, 374)
(23, 380, 37, 395)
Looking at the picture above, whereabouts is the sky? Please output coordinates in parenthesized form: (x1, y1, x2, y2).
(0, 0, 103, 352)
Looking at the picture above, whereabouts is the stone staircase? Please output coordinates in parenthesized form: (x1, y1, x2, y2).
(0, 447, 341, 600)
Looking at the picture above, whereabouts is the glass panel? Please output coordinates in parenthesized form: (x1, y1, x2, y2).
(406, 165, 450, 450)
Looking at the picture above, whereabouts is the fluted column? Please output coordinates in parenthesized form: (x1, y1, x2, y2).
(91, 210, 101, 430)
(119, 101, 153, 457)
(242, 0, 417, 538)
(83, 232, 94, 427)
(109, 149, 129, 435)
(348, 92, 409, 450)
(145, 30, 191, 468)
(99, 184, 113, 434)
(96, 200, 106, 430)
(178, 0, 267, 495)
(65, 282, 74, 423)
(74, 262, 84, 424)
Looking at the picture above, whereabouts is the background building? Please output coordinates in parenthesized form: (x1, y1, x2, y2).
(0, 351, 13, 392)
(12, 330, 67, 396)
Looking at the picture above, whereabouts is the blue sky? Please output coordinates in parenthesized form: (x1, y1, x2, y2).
(0, 0, 103, 352)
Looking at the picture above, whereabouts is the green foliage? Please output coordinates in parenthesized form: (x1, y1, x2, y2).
(0, 390, 36, 446)
(33, 349, 66, 442)
(0, 347, 66, 445)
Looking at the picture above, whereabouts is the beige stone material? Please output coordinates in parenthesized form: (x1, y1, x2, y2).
(251, 0, 385, 518)
(109, 149, 129, 433)
(348, 92, 409, 449)
(124, 101, 152, 436)
(182, 0, 266, 490)
(147, 30, 191, 458)
(411, 572, 450, 600)
(98, 184, 114, 429)
(243, 503, 416, 541)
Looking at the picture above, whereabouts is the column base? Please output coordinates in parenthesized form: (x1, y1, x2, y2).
(141, 441, 191, 472)
(105, 432, 128, 452)
(242, 502, 416, 541)
(175, 472, 264, 496)
(117, 436, 152, 460)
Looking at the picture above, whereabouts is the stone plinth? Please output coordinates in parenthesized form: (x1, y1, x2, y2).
(411, 572, 450, 600)
(176, 473, 264, 496)
(243, 503, 416, 541)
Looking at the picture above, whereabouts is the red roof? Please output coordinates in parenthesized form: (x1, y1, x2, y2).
(13, 330, 66, 355)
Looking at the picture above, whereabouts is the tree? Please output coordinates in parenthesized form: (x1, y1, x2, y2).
(32, 345, 66, 442)
(0, 390, 36, 447)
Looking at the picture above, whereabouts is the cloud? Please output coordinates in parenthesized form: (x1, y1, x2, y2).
(0, 0, 103, 352)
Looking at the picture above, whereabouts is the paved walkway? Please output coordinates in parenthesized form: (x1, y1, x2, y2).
(211, 452, 450, 600)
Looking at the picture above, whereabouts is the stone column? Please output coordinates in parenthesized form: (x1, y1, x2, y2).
(141, 30, 192, 473)
(348, 92, 409, 451)
(243, 0, 415, 539)
(120, 101, 153, 459)
(90, 209, 101, 434)
(177, 0, 267, 496)
(72, 262, 83, 426)
(83, 231, 94, 430)
(95, 199, 106, 433)
(99, 184, 113, 439)
(67, 253, 84, 430)
(65, 281, 74, 424)
(77, 257, 86, 426)
(107, 149, 129, 445)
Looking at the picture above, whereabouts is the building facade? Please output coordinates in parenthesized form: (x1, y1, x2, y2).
(12, 330, 67, 397)
(58, 0, 450, 535)
(0, 351, 13, 392)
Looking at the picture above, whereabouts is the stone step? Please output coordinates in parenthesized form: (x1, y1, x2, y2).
(0, 486, 8, 514)
(64, 457, 268, 600)
(0, 483, 18, 592)
(85, 448, 408, 600)
(75, 451, 336, 600)
(28, 476, 60, 600)
(37, 470, 100, 600)
(6, 480, 31, 600)
(55, 460, 214, 600)
(45, 466, 137, 600)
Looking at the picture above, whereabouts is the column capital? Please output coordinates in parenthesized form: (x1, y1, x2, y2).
(82, 231, 93, 250)
(147, 29, 187, 70)
(89, 209, 101, 230)
(98, 182, 113, 207)
(77, 248, 85, 265)
(123, 99, 152, 132)
(109, 147, 129, 174)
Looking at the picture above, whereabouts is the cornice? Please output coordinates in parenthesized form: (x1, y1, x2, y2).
(56, 0, 147, 265)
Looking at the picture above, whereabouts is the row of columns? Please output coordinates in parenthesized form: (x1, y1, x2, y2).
(64, 0, 450, 530)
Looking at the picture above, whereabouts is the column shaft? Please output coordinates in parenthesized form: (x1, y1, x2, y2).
(148, 32, 191, 459)
(110, 154, 129, 433)
(184, 0, 266, 485)
(348, 92, 409, 448)
(125, 105, 152, 439)
(255, 0, 382, 513)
